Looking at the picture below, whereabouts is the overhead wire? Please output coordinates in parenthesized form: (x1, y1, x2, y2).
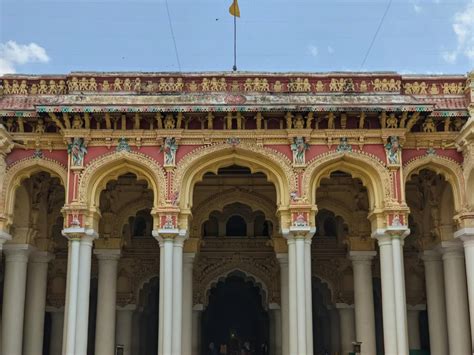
(359, 0, 393, 70)
(164, 0, 182, 71)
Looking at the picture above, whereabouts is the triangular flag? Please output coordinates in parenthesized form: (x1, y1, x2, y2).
(229, 0, 240, 17)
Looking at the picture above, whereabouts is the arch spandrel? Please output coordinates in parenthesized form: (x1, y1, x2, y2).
(0, 157, 67, 231)
(191, 188, 278, 238)
(173, 143, 296, 211)
(302, 151, 393, 212)
(78, 151, 167, 210)
(403, 155, 466, 213)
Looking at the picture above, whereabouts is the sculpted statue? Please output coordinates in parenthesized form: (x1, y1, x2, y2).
(201, 78, 210, 91)
(89, 78, 98, 91)
(68, 137, 87, 167)
(102, 80, 110, 91)
(38, 80, 48, 94)
(305, 112, 314, 129)
(79, 78, 88, 91)
(35, 118, 46, 134)
(210, 78, 219, 91)
(72, 115, 83, 129)
(244, 79, 253, 92)
(293, 114, 304, 129)
(359, 81, 368, 92)
(327, 112, 335, 129)
(358, 112, 366, 129)
(164, 114, 175, 129)
(255, 112, 263, 129)
(385, 136, 401, 164)
(236, 112, 243, 129)
(176, 78, 184, 91)
(58, 80, 67, 94)
(291, 137, 309, 165)
(176, 112, 184, 129)
(226, 112, 233, 129)
(3, 80, 11, 94)
(123, 78, 132, 91)
(302, 78, 311, 91)
(30, 84, 38, 95)
(207, 112, 214, 129)
(162, 137, 178, 166)
(19, 80, 28, 95)
(68, 77, 79, 91)
(285, 112, 293, 129)
(113, 78, 123, 91)
(386, 113, 398, 128)
(443, 117, 451, 132)
(315, 81, 324, 92)
(423, 118, 436, 133)
(133, 78, 141, 91)
(273, 81, 283, 92)
(48, 80, 57, 95)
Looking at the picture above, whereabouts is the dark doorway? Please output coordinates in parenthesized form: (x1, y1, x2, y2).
(312, 277, 333, 355)
(138, 276, 160, 355)
(201, 272, 269, 354)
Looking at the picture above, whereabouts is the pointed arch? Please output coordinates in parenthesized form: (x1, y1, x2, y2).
(302, 151, 393, 212)
(0, 157, 67, 231)
(403, 154, 465, 212)
(174, 143, 296, 211)
(78, 151, 167, 209)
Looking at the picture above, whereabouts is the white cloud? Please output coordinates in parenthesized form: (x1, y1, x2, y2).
(308, 44, 318, 57)
(442, 1, 474, 64)
(327, 46, 334, 54)
(0, 41, 50, 75)
(413, 4, 422, 13)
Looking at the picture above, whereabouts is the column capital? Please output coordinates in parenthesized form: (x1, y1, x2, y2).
(30, 250, 55, 263)
(152, 228, 188, 244)
(94, 248, 121, 260)
(438, 240, 465, 259)
(372, 226, 410, 244)
(420, 248, 443, 262)
(3, 243, 35, 261)
(282, 225, 316, 240)
(454, 227, 474, 246)
(62, 226, 98, 242)
(349, 250, 377, 263)
(0, 230, 12, 245)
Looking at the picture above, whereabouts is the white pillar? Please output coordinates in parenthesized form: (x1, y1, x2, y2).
(391, 236, 409, 355)
(287, 239, 298, 355)
(349, 251, 377, 355)
(74, 235, 95, 355)
(48, 308, 64, 355)
(271, 307, 282, 355)
(455, 228, 474, 349)
(182, 253, 195, 355)
(23, 251, 54, 355)
(2, 244, 32, 355)
(304, 239, 313, 355)
(116, 306, 135, 355)
(420, 250, 448, 355)
(160, 237, 174, 355)
(276, 254, 289, 355)
(172, 238, 184, 355)
(407, 306, 424, 350)
(295, 238, 307, 354)
(337, 304, 355, 355)
(441, 241, 472, 354)
(62, 237, 80, 355)
(191, 306, 203, 355)
(94, 249, 120, 355)
(374, 234, 398, 355)
(0, 230, 11, 262)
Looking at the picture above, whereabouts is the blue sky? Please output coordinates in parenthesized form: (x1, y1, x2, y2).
(0, 0, 473, 75)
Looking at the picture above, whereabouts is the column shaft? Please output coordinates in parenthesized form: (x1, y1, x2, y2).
(304, 240, 313, 355)
(337, 305, 355, 355)
(62, 238, 80, 354)
(350, 251, 377, 355)
(295, 238, 307, 354)
(172, 239, 184, 354)
(116, 307, 134, 355)
(94, 249, 120, 355)
(49, 310, 64, 355)
(277, 254, 289, 355)
(182, 253, 195, 355)
(23, 252, 53, 355)
(407, 309, 421, 350)
(442, 244, 472, 354)
(376, 235, 398, 355)
(161, 239, 174, 354)
(1, 245, 32, 355)
(421, 250, 448, 355)
(391, 237, 409, 355)
(287, 240, 298, 355)
(75, 236, 94, 355)
(191, 310, 202, 355)
(158, 243, 165, 354)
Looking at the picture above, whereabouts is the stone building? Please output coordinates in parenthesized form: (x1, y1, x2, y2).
(0, 71, 473, 355)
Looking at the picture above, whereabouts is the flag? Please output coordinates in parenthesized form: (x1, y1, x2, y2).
(229, 0, 240, 17)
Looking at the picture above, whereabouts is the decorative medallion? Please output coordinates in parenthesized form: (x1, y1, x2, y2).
(336, 137, 352, 153)
(116, 137, 131, 152)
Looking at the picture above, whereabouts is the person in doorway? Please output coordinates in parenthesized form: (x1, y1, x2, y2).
(208, 342, 218, 355)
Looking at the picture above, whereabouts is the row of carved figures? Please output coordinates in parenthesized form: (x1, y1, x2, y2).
(1, 111, 465, 133)
(1, 77, 465, 95)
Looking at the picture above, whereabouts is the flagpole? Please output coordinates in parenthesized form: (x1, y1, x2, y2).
(233, 3, 237, 71)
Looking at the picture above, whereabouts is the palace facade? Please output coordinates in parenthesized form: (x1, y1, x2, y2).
(0, 71, 473, 355)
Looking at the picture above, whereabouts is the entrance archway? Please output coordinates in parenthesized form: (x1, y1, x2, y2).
(201, 271, 270, 354)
